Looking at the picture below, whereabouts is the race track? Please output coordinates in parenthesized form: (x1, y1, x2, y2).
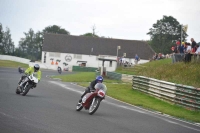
(0, 67, 200, 133)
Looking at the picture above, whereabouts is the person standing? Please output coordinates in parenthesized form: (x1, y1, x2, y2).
(184, 43, 192, 62)
(134, 54, 140, 65)
(191, 38, 197, 53)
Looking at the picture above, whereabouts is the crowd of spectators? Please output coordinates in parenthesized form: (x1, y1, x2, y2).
(118, 54, 140, 67)
(171, 38, 200, 62)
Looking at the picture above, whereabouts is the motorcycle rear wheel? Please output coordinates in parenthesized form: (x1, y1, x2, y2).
(88, 97, 101, 115)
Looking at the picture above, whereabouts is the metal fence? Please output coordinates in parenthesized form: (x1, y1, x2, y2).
(72, 66, 97, 72)
(106, 71, 122, 80)
(172, 53, 200, 63)
(94, 70, 200, 110)
(132, 75, 200, 110)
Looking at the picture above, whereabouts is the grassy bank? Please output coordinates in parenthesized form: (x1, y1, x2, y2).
(116, 58, 200, 88)
(0, 60, 29, 68)
(53, 72, 200, 123)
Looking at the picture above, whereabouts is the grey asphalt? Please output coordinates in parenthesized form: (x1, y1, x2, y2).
(0, 67, 200, 133)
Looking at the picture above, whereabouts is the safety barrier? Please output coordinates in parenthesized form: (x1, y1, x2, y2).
(72, 66, 97, 72)
(172, 53, 200, 63)
(106, 71, 122, 80)
(96, 71, 200, 110)
(121, 74, 133, 82)
(132, 75, 200, 110)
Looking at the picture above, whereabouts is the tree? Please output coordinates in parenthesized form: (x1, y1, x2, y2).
(18, 28, 39, 60)
(80, 33, 99, 37)
(0, 23, 3, 43)
(80, 25, 99, 37)
(147, 15, 188, 54)
(0, 23, 3, 54)
(43, 25, 70, 35)
(2, 27, 14, 54)
(34, 31, 43, 60)
(17, 25, 70, 60)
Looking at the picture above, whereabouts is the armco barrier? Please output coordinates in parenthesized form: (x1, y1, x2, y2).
(72, 66, 97, 72)
(94, 71, 200, 110)
(121, 74, 133, 82)
(107, 71, 122, 80)
(132, 75, 200, 110)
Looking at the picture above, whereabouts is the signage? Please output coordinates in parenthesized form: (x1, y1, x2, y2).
(65, 55, 72, 62)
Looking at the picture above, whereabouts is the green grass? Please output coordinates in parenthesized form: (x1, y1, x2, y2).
(116, 58, 200, 88)
(53, 72, 200, 123)
(0, 60, 29, 68)
(53, 72, 122, 83)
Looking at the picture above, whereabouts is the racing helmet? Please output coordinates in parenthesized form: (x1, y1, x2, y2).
(96, 75, 103, 83)
(34, 64, 40, 72)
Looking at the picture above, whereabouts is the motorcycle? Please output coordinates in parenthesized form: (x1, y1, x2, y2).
(16, 73, 39, 96)
(57, 67, 62, 74)
(76, 83, 107, 115)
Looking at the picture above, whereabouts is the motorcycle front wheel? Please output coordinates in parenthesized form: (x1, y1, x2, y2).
(76, 102, 83, 111)
(88, 97, 101, 115)
(22, 84, 31, 96)
(15, 86, 21, 94)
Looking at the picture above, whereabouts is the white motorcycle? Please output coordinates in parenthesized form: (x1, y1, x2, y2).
(16, 74, 39, 96)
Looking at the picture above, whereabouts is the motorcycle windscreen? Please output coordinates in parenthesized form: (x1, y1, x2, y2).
(94, 83, 107, 93)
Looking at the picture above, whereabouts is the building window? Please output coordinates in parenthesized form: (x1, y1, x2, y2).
(49, 52, 60, 57)
(74, 54, 82, 59)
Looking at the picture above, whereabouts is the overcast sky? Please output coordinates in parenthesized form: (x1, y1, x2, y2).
(0, 0, 200, 47)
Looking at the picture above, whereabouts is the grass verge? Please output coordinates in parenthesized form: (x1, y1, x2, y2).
(53, 72, 200, 123)
(0, 60, 29, 68)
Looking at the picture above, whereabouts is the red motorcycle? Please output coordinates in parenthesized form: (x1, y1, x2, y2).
(76, 83, 107, 115)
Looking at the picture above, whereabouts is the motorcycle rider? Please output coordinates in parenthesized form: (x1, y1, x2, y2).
(57, 66, 62, 74)
(18, 64, 41, 92)
(78, 75, 104, 104)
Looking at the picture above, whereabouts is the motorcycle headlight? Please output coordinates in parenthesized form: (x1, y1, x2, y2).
(97, 90, 105, 98)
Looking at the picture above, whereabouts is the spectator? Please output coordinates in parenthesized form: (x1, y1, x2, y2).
(153, 53, 158, 60)
(134, 54, 140, 65)
(119, 57, 123, 65)
(191, 38, 197, 53)
(166, 54, 170, 58)
(171, 46, 175, 53)
(174, 40, 181, 53)
(180, 42, 185, 54)
(195, 45, 200, 54)
(184, 43, 192, 62)
(122, 56, 126, 64)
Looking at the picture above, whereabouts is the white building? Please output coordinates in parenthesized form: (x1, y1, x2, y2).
(41, 34, 155, 72)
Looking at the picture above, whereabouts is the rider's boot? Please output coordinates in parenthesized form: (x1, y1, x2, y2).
(78, 91, 87, 104)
